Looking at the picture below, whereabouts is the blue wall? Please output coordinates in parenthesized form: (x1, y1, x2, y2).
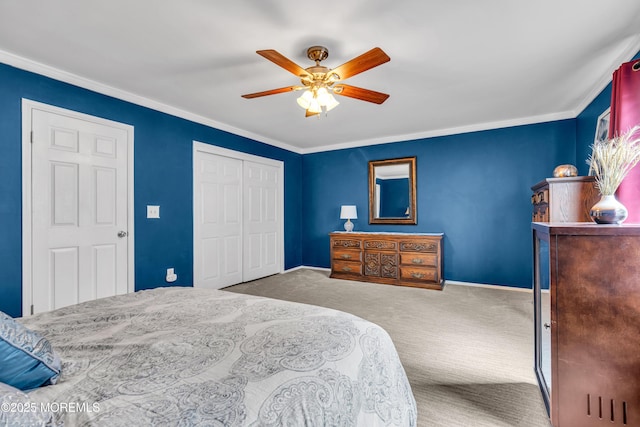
(0, 63, 302, 317)
(303, 121, 576, 288)
(2, 49, 636, 316)
(304, 49, 640, 289)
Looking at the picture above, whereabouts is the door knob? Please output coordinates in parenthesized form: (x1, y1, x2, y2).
(117, 231, 128, 238)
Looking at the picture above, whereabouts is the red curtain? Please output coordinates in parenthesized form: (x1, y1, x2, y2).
(609, 59, 640, 222)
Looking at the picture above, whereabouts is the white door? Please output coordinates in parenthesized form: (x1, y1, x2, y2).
(243, 161, 280, 281)
(193, 152, 243, 289)
(24, 101, 133, 314)
(193, 143, 283, 289)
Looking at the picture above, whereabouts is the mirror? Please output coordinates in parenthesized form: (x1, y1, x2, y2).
(535, 234, 552, 400)
(369, 157, 417, 224)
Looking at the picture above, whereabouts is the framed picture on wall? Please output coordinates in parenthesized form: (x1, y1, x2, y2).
(589, 107, 611, 176)
(594, 107, 610, 144)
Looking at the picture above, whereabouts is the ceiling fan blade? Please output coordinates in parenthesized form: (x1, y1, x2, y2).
(257, 50, 312, 79)
(329, 47, 390, 80)
(333, 84, 390, 104)
(241, 86, 300, 99)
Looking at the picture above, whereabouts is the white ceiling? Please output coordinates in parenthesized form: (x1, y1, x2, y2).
(1, 0, 640, 154)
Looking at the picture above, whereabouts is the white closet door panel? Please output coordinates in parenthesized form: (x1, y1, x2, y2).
(264, 232, 277, 265)
(201, 237, 220, 280)
(247, 234, 262, 270)
(243, 161, 279, 282)
(224, 236, 241, 275)
(193, 153, 242, 289)
(223, 183, 241, 223)
(201, 183, 218, 224)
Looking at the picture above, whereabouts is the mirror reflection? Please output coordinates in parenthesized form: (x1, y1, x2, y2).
(537, 237, 551, 394)
(369, 157, 416, 224)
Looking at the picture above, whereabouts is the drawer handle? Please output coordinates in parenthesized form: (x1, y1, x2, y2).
(341, 254, 352, 259)
(342, 266, 352, 272)
(411, 272, 425, 279)
(411, 258, 423, 264)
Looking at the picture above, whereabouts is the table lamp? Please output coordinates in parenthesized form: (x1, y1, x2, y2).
(340, 205, 357, 232)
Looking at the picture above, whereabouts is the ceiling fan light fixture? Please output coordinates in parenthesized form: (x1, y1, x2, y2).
(316, 87, 330, 104)
(324, 94, 340, 112)
(308, 98, 322, 114)
(296, 90, 313, 109)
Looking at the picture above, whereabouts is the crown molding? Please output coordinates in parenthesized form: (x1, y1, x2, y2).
(3, 37, 637, 156)
(0, 49, 303, 155)
(300, 110, 576, 154)
(571, 34, 640, 117)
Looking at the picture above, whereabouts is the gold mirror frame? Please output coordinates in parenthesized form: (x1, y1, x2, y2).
(368, 157, 417, 224)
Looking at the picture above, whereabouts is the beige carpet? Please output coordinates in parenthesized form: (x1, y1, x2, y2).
(225, 268, 551, 427)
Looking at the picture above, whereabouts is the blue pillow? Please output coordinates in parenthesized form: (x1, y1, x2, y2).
(0, 311, 61, 390)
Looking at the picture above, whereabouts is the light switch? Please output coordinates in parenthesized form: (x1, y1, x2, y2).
(147, 205, 160, 219)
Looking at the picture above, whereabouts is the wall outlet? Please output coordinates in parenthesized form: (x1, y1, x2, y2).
(166, 267, 177, 283)
(147, 205, 160, 219)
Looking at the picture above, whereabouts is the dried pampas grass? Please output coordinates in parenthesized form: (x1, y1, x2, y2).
(587, 125, 640, 195)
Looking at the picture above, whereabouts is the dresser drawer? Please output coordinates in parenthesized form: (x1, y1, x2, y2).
(531, 189, 548, 205)
(400, 253, 437, 267)
(399, 241, 438, 253)
(400, 266, 438, 282)
(532, 204, 548, 222)
(364, 240, 397, 251)
(332, 239, 361, 249)
(332, 260, 362, 275)
(332, 248, 362, 262)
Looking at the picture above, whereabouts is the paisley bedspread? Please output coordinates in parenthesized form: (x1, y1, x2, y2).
(22, 287, 417, 426)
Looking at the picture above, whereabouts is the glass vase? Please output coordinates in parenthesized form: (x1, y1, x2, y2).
(590, 194, 628, 224)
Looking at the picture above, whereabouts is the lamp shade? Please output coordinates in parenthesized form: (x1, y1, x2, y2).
(296, 90, 313, 109)
(340, 205, 358, 219)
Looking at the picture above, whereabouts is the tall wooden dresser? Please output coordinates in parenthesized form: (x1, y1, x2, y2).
(329, 232, 444, 290)
(532, 223, 640, 427)
(531, 177, 599, 222)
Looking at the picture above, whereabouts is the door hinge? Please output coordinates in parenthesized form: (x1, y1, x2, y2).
(30, 131, 34, 143)
(30, 304, 34, 315)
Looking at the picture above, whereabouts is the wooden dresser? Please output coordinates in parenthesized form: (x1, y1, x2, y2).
(531, 177, 599, 222)
(532, 223, 640, 427)
(329, 232, 444, 290)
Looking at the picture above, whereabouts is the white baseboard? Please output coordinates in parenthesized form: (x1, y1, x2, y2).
(283, 266, 531, 292)
(282, 265, 331, 274)
(445, 280, 532, 293)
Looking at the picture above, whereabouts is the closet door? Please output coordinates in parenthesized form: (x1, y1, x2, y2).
(243, 161, 280, 281)
(193, 152, 243, 289)
(193, 142, 283, 289)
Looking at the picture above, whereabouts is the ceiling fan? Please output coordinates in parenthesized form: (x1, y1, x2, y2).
(241, 46, 390, 117)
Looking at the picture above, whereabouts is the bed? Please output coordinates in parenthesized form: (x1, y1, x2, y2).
(6, 287, 417, 426)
